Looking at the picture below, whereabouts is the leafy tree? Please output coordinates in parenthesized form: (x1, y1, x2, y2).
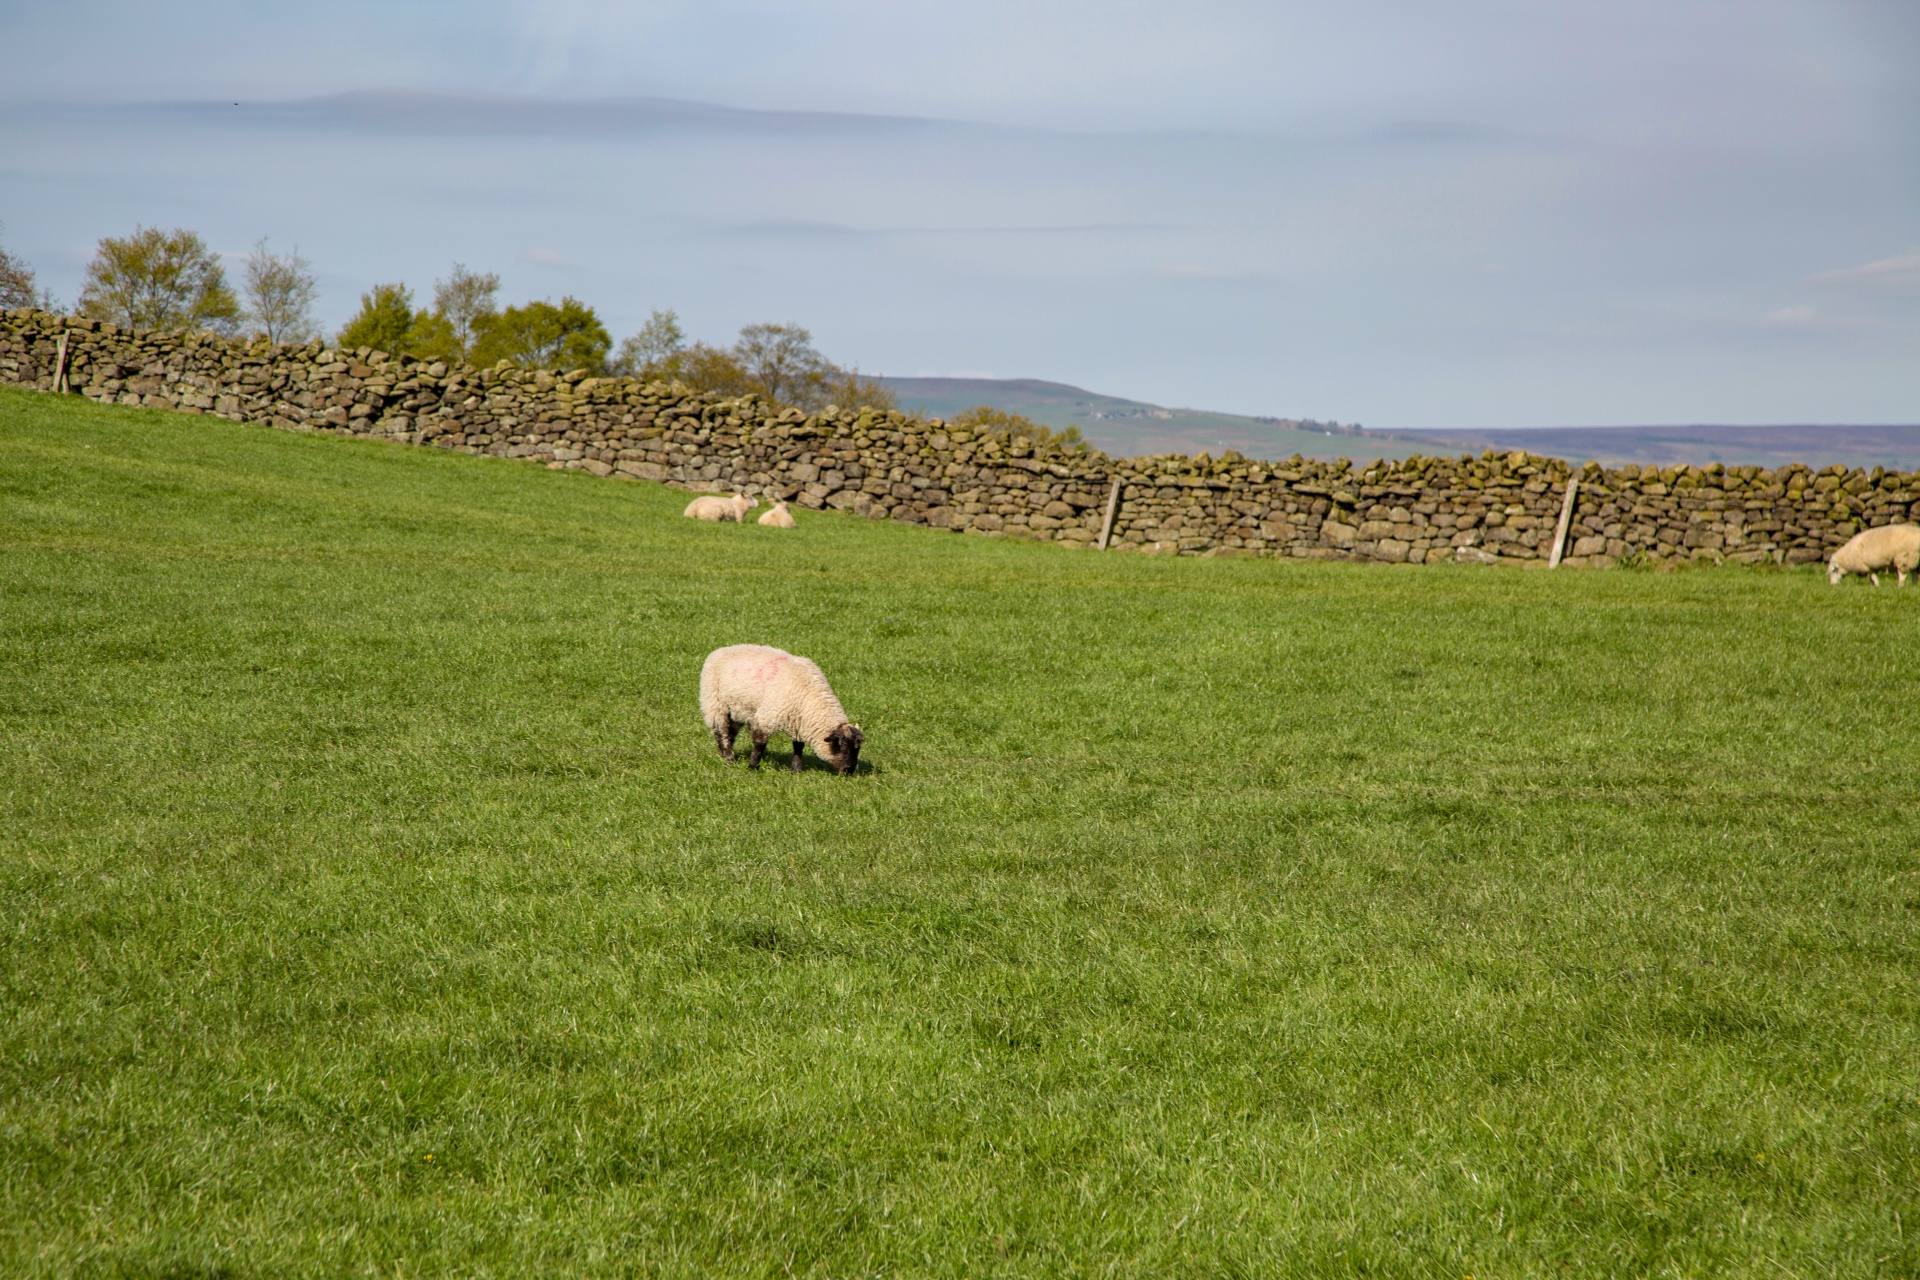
(734, 322, 831, 406)
(336, 283, 417, 354)
(402, 310, 464, 363)
(0, 224, 39, 310)
(240, 238, 318, 344)
(432, 264, 499, 357)
(611, 309, 687, 379)
(951, 405, 1089, 454)
(77, 226, 241, 334)
(469, 296, 610, 373)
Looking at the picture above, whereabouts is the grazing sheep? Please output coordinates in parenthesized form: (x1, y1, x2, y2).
(684, 493, 759, 522)
(701, 644, 864, 774)
(1828, 523, 1920, 586)
(758, 500, 797, 528)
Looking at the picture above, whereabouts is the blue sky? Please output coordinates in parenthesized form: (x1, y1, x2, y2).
(1, 1, 1915, 427)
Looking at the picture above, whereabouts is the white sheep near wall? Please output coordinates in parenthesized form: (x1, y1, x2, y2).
(1828, 524, 1920, 586)
(684, 493, 758, 522)
(700, 644, 864, 774)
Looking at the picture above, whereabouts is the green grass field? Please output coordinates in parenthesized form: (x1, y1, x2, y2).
(3, 386, 1917, 1278)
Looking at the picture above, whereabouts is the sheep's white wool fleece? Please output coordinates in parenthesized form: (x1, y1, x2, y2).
(685, 494, 753, 522)
(701, 644, 850, 749)
(1830, 524, 1920, 577)
(758, 501, 797, 527)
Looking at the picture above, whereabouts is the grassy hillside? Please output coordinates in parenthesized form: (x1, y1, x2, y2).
(3, 386, 1917, 1278)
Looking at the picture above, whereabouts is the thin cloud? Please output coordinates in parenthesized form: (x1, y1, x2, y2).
(247, 90, 963, 139)
(736, 219, 1187, 237)
(521, 247, 572, 266)
(1152, 264, 1268, 281)
(1761, 306, 1870, 332)
(1765, 305, 1819, 326)
(1805, 251, 1920, 287)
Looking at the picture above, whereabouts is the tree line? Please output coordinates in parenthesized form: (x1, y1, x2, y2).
(0, 222, 1088, 449)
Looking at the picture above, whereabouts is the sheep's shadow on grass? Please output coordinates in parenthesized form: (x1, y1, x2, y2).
(706, 742, 879, 776)
(786, 748, 879, 776)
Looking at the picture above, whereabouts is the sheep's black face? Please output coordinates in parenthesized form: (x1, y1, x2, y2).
(823, 723, 864, 775)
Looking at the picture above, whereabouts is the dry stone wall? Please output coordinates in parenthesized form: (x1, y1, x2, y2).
(5, 309, 1915, 568)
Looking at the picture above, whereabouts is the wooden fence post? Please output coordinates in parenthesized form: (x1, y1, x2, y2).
(52, 331, 70, 394)
(1548, 476, 1580, 568)
(1097, 477, 1123, 550)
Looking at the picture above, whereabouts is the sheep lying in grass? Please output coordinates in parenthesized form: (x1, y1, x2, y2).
(758, 500, 797, 528)
(684, 493, 759, 522)
(701, 644, 864, 774)
(1828, 523, 1920, 586)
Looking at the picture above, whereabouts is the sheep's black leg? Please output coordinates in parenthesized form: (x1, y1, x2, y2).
(790, 738, 805, 772)
(715, 719, 738, 763)
(748, 728, 768, 770)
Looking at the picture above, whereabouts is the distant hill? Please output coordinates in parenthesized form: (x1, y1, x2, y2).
(881, 377, 1920, 470)
(877, 377, 1428, 461)
(1398, 425, 1920, 470)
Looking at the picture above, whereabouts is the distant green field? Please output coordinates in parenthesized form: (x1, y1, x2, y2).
(3, 386, 1917, 1278)
(879, 376, 1429, 462)
(878, 378, 1920, 471)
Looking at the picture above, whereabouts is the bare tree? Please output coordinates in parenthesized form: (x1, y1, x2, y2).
(734, 322, 831, 407)
(432, 263, 500, 356)
(77, 226, 241, 334)
(0, 223, 38, 310)
(611, 309, 687, 379)
(604, 310, 893, 410)
(680, 341, 752, 398)
(241, 238, 319, 344)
